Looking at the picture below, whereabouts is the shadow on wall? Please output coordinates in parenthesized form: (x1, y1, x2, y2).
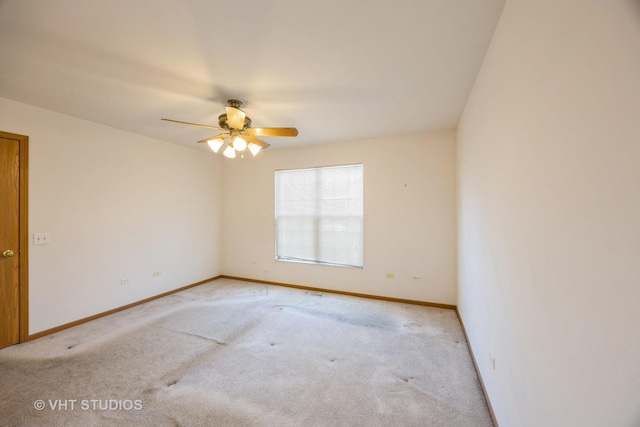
(633, 0, 640, 19)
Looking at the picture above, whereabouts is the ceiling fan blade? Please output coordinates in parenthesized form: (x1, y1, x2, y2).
(196, 133, 229, 144)
(162, 118, 223, 130)
(246, 127, 298, 137)
(243, 134, 271, 148)
(226, 106, 246, 130)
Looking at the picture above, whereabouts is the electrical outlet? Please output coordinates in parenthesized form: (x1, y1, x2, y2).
(120, 278, 131, 285)
(385, 272, 395, 279)
(152, 271, 162, 277)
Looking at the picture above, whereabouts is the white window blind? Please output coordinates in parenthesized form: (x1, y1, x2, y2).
(275, 164, 363, 268)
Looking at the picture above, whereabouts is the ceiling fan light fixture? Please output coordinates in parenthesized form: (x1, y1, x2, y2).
(248, 142, 262, 156)
(233, 136, 247, 152)
(207, 137, 225, 153)
(223, 145, 236, 158)
(163, 99, 297, 159)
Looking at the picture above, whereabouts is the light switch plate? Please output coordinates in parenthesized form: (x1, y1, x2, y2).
(33, 232, 51, 245)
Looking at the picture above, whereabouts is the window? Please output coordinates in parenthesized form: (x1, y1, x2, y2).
(275, 164, 363, 268)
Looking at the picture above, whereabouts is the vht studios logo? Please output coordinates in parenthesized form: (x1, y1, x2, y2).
(33, 399, 143, 411)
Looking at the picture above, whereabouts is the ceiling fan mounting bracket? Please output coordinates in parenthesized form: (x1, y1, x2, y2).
(227, 99, 243, 109)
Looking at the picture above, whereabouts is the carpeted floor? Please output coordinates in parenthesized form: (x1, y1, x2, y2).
(0, 278, 493, 426)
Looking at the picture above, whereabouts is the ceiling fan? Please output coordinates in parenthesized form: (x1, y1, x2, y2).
(162, 99, 298, 158)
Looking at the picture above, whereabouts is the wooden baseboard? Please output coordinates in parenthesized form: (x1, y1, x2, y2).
(28, 276, 222, 340)
(219, 275, 457, 310)
(455, 308, 499, 427)
(28, 273, 457, 338)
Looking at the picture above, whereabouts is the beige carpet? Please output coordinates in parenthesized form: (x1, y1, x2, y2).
(0, 279, 492, 426)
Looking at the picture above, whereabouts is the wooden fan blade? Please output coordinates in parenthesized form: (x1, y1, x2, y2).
(196, 133, 229, 144)
(243, 134, 271, 148)
(162, 118, 223, 130)
(226, 107, 246, 130)
(245, 127, 298, 137)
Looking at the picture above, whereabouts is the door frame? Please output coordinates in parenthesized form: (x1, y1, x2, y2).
(1, 130, 28, 343)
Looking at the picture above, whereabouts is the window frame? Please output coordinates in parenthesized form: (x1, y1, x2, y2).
(274, 163, 364, 269)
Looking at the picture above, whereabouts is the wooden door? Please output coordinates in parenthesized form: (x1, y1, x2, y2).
(0, 131, 28, 349)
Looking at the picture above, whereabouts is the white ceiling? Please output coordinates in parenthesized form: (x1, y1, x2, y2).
(0, 0, 505, 151)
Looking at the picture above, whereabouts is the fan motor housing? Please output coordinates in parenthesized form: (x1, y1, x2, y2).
(218, 113, 252, 130)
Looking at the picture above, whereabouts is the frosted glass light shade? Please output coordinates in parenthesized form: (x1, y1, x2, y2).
(233, 136, 247, 151)
(223, 145, 236, 158)
(248, 142, 262, 156)
(207, 138, 224, 153)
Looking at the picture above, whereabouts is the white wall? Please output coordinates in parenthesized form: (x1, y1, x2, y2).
(457, 1, 640, 426)
(222, 131, 457, 304)
(0, 98, 223, 334)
